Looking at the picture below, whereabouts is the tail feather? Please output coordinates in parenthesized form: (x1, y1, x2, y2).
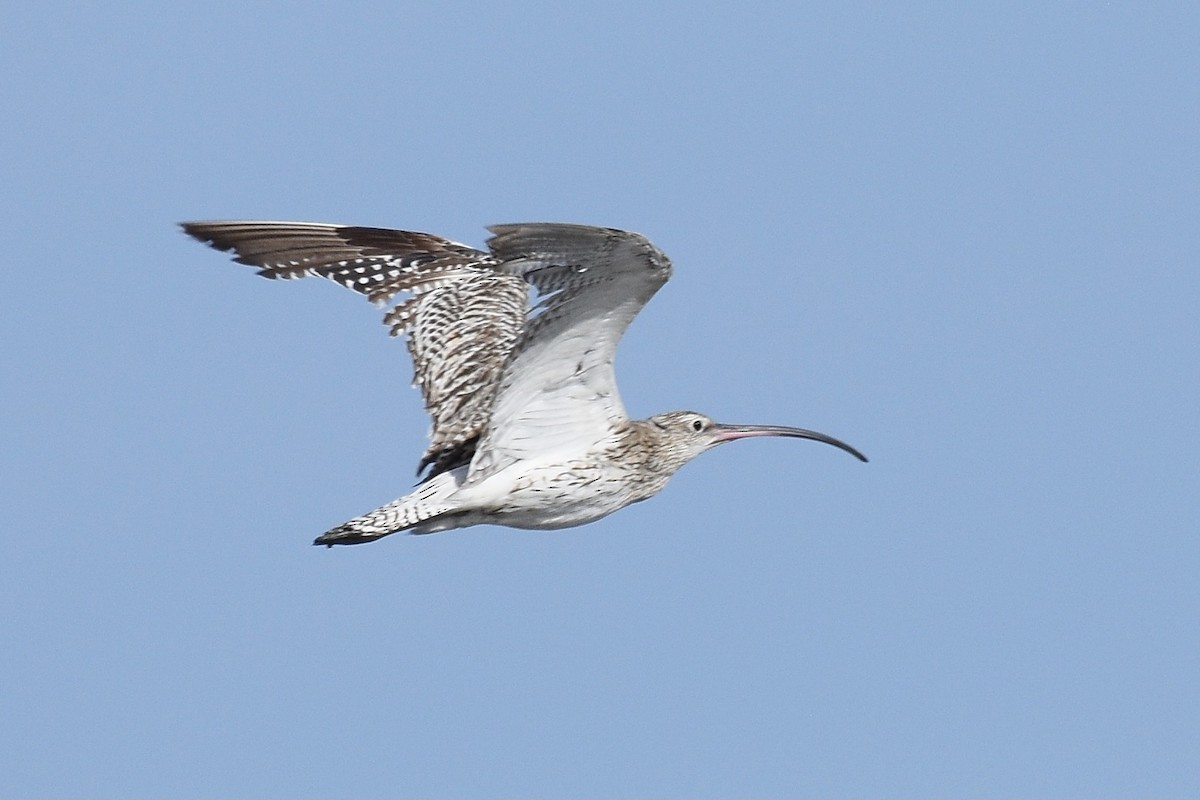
(314, 470, 466, 546)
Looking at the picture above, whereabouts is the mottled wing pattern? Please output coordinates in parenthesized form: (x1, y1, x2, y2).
(406, 270, 526, 475)
(180, 221, 527, 476)
(467, 223, 673, 481)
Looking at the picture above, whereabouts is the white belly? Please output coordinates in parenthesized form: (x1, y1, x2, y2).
(456, 458, 661, 530)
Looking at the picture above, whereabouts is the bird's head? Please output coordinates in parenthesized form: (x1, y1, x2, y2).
(645, 410, 868, 471)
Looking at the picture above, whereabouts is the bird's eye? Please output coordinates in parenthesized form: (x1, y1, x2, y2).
(692, 419, 704, 432)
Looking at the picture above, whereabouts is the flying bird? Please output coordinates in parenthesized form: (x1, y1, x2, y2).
(182, 221, 867, 545)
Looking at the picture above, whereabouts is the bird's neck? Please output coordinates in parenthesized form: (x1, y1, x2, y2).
(619, 419, 693, 485)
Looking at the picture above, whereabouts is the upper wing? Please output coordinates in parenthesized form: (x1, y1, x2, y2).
(180, 221, 528, 476)
(467, 223, 673, 481)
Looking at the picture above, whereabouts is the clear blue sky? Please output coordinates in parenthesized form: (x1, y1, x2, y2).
(2, 2, 1197, 797)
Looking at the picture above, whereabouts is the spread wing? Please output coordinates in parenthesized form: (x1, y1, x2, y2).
(180, 221, 528, 477)
(467, 223, 673, 481)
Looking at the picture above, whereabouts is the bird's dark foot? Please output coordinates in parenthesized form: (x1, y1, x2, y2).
(312, 524, 392, 547)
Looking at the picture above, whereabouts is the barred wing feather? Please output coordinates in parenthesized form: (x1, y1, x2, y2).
(180, 221, 527, 476)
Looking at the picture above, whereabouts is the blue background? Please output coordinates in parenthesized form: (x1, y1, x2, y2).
(3, 3, 1197, 796)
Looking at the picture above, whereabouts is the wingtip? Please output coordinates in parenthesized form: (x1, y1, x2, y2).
(179, 220, 220, 246)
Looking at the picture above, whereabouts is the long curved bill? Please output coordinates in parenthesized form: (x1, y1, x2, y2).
(712, 423, 868, 462)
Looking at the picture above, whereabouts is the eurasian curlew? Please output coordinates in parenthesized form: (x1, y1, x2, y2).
(182, 221, 866, 545)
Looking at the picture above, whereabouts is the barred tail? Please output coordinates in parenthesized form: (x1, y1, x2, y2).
(313, 470, 467, 546)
